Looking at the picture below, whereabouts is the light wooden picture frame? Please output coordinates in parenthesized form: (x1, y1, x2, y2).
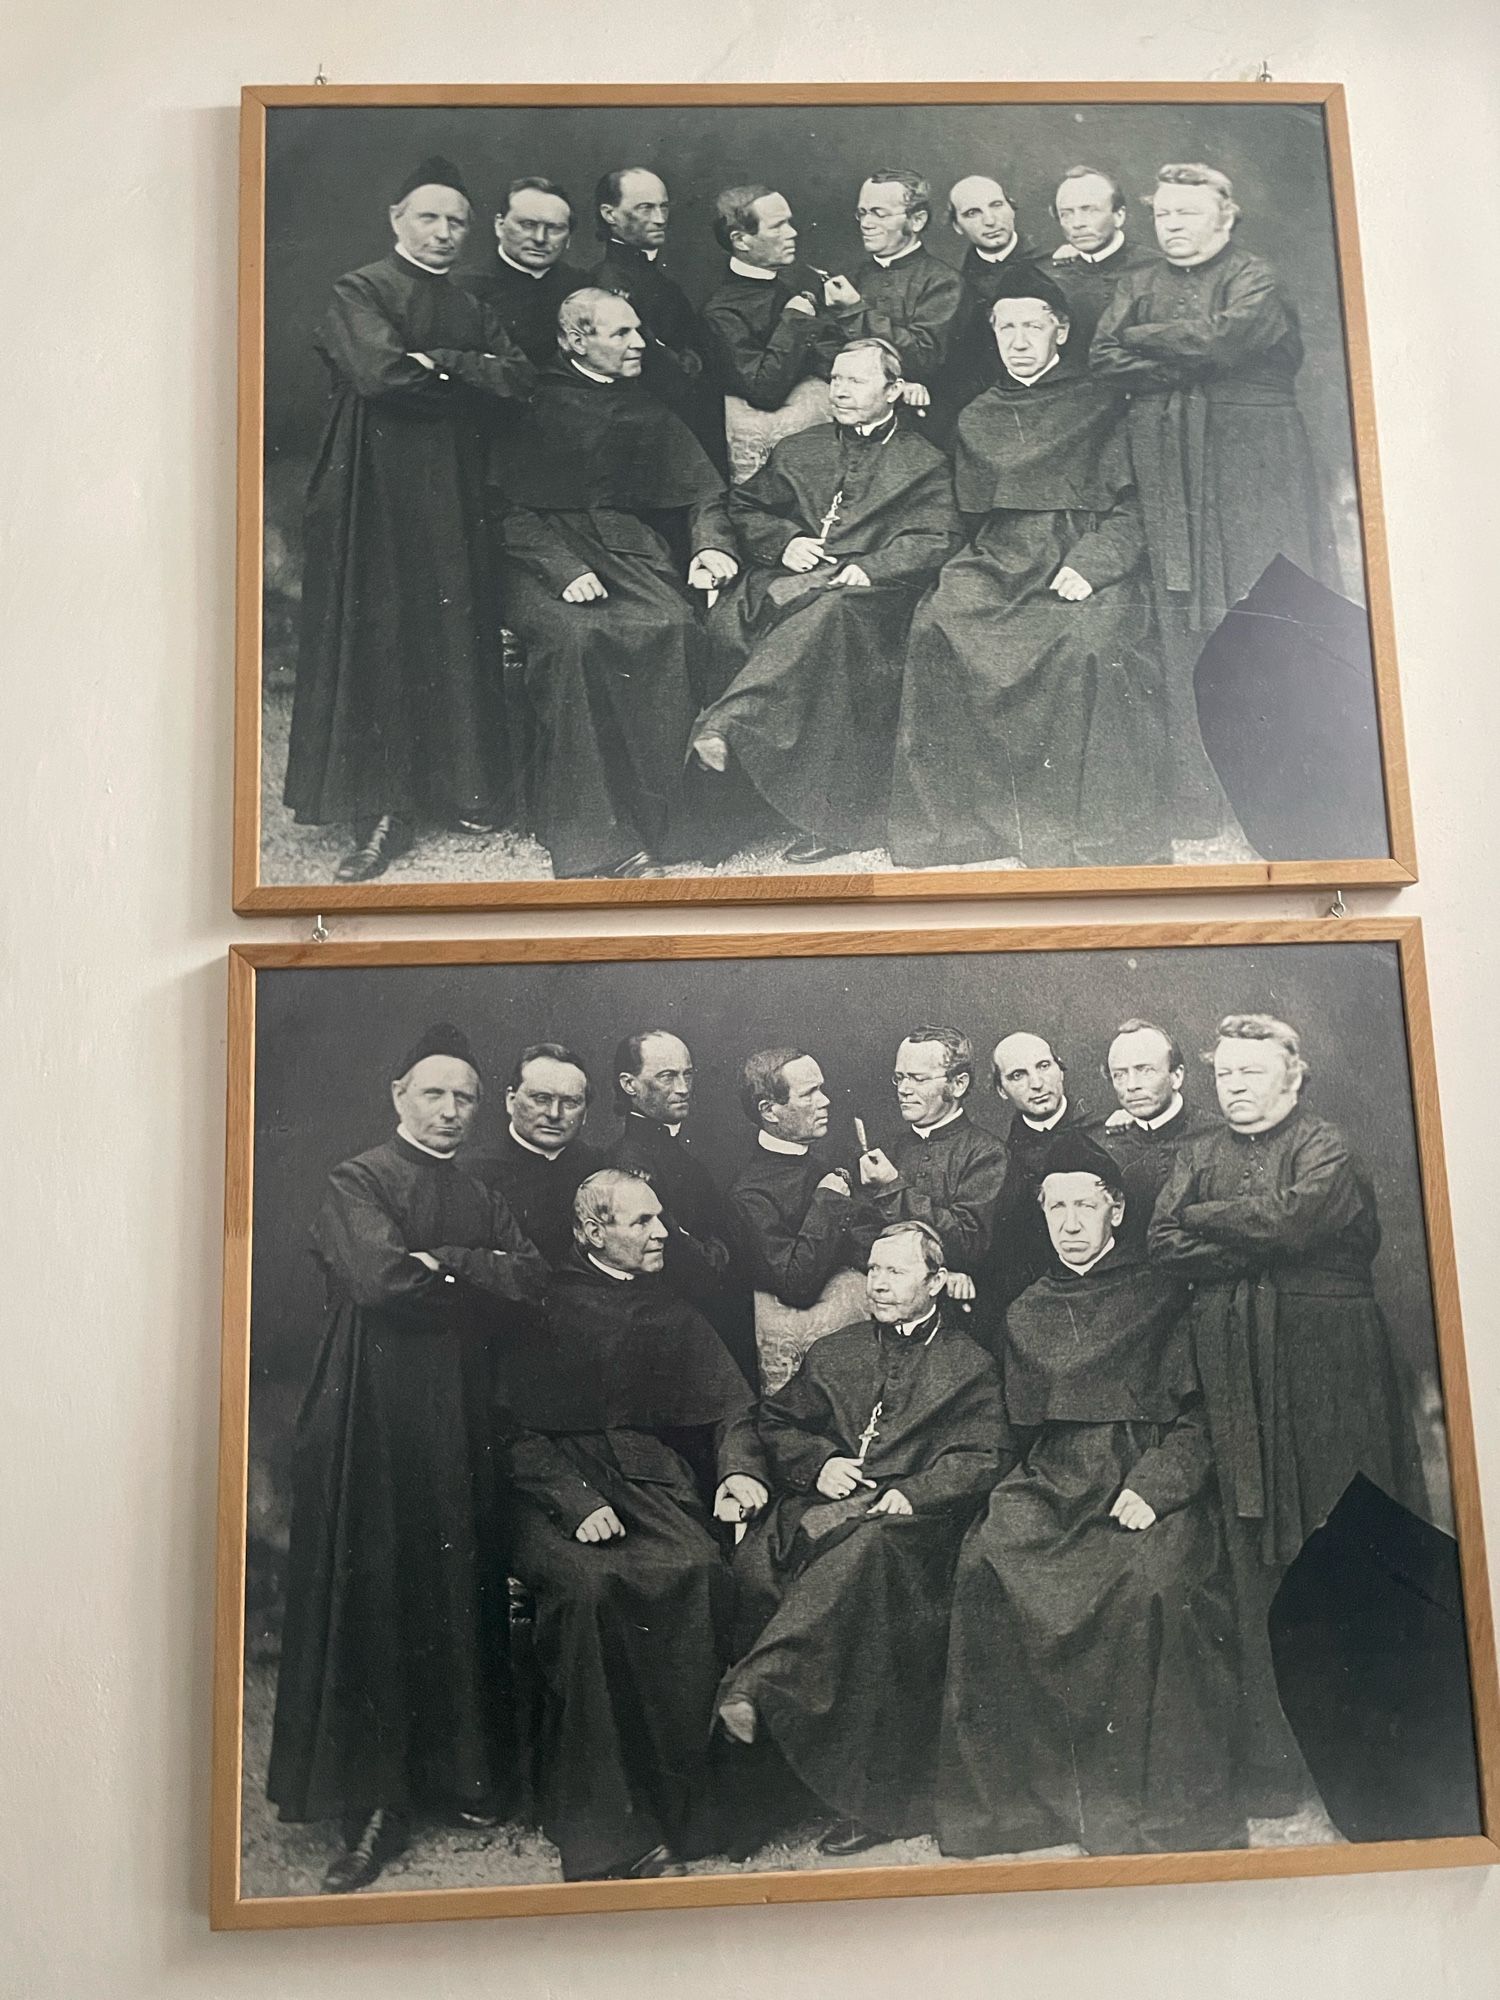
(235, 82, 1416, 915)
(213, 918, 1497, 1929)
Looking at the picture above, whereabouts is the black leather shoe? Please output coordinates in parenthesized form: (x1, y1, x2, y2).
(817, 1819, 888, 1858)
(335, 814, 412, 883)
(784, 834, 848, 867)
(608, 849, 665, 879)
(321, 1807, 408, 1893)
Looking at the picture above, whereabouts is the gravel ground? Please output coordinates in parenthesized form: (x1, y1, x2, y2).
(238, 1654, 1339, 1902)
(257, 683, 1256, 888)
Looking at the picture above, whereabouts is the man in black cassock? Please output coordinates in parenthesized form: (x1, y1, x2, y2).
(715, 1221, 1005, 1855)
(690, 338, 961, 865)
(889, 270, 1168, 871)
(1095, 1017, 1216, 1256)
(462, 176, 589, 364)
(590, 167, 728, 476)
(1149, 1013, 1422, 1819)
(820, 170, 964, 417)
(608, 1028, 758, 1384)
(700, 184, 844, 482)
(1091, 163, 1334, 842)
(935, 172, 1049, 434)
(266, 1024, 547, 1894)
(1046, 165, 1158, 355)
(489, 289, 738, 879)
(728, 1048, 883, 1392)
(469, 1042, 604, 1270)
(495, 1169, 767, 1879)
(282, 158, 537, 884)
(983, 1029, 1096, 1311)
(938, 1140, 1239, 1858)
(854, 1027, 1010, 1343)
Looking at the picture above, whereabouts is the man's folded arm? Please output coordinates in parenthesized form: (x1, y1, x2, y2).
(496, 1426, 607, 1534)
(312, 1164, 454, 1313)
(318, 277, 452, 403)
(731, 1183, 850, 1309)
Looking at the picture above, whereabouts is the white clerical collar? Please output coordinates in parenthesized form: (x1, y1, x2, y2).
(1075, 230, 1126, 264)
(1063, 1235, 1117, 1277)
(912, 1105, 964, 1138)
(1014, 354, 1062, 388)
(569, 358, 616, 384)
(612, 239, 658, 262)
(758, 1130, 809, 1156)
(729, 255, 777, 281)
(394, 246, 451, 277)
(498, 248, 550, 279)
(587, 1252, 635, 1282)
(1023, 1098, 1069, 1132)
(397, 1123, 460, 1161)
(853, 410, 898, 437)
(975, 239, 1019, 264)
(873, 239, 922, 267)
(628, 1111, 683, 1139)
(1135, 1092, 1184, 1133)
(509, 1122, 565, 1160)
(895, 1308, 941, 1342)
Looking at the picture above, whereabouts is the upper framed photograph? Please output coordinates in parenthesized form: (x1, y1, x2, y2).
(214, 918, 1497, 1928)
(235, 82, 1415, 913)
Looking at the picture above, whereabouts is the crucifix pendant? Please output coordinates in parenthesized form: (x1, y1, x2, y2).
(854, 1398, 883, 1467)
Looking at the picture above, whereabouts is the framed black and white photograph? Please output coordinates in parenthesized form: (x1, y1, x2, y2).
(234, 82, 1416, 915)
(212, 919, 1498, 1928)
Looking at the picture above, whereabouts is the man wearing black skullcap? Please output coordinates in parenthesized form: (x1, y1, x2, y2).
(282, 158, 538, 883)
(938, 1135, 1240, 1858)
(266, 1023, 547, 1893)
(889, 267, 1168, 872)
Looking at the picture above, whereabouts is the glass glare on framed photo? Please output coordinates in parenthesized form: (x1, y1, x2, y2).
(236, 84, 1416, 913)
(213, 922, 1499, 1927)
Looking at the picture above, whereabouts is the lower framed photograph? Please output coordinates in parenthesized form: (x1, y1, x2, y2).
(213, 918, 1499, 1928)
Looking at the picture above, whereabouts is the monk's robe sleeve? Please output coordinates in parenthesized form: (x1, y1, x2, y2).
(757, 1361, 847, 1492)
(430, 1190, 548, 1304)
(832, 263, 964, 382)
(1176, 1122, 1367, 1253)
(496, 1426, 606, 1535)
(1121, 1393, 1213, 1518)
(313, 1161, 463, 1314)
(853, 459, 964, 587)
(1148, 1149, 1248, 1276)
(868, 1140, 1009, 1270)
(717, 1404, 773, 1489)
(496, 506, 600, 594)
(317, 273, 453, 405)
(1106, 257, 1295, 376)
(689, 486, 736, 559)
(731, 1180, 854, 1309)
(705, 293, 822, 410)
(424, 305, 537, 403)
(1089, 277, 1178, 389)
(886, 1358, 1011, 1511)
(1062, 444, 1147, 588)
(727, 456, 809, 567)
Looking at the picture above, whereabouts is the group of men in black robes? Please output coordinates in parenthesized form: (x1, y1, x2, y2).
(282, 148, 1337, 883)
(265, 994, 1427, 1893)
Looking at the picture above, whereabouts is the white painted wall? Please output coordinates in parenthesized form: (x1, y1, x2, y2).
(3, 0, 1499, 1992)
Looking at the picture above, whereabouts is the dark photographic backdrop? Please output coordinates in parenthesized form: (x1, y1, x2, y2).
(248, 939, 1443, 1447)
(261, 97, 1364, 600)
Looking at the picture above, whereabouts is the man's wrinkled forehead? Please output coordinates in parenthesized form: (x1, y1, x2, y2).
(996, 1031, 1056, 1072)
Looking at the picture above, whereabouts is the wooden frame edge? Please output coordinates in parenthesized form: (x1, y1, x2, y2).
(212, 914, 1500, 1925)
(231, 79, 1417, 917)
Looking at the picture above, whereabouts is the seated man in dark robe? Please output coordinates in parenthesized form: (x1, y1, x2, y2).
(462, 175, 589, 364)
(715, 1221, 1005, 1858)
(728, 1047, 883, 1391)
(282, 157, 537, 883)
(1095, 1017, 1216, 1256)
(819, 170, 964, 420)
(701, 184, 844, 482)
(690, 338, 961, 865)
(854, 1026, 1009, 1341)
(938, 1138, 1240, 1859)
(609, 1028, 757, 1383)
(590, 167, 727, 476)
(266, 1024, 547, 1893)
(489, 289, 738, 879)
(1149, 1013, 1423, 1820)
(495, 1169, 767, 1881)
(1091, 163, 1334, 844)
(889, 269, 1167, 871)
(469, 1041, 604, 1270)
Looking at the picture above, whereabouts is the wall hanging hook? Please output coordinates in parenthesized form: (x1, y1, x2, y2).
(1327, 889, 1347, 919)
(311, 914, 330, 943)
(1256, 58, 1274, 83)
(314, 62, 328, 87)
